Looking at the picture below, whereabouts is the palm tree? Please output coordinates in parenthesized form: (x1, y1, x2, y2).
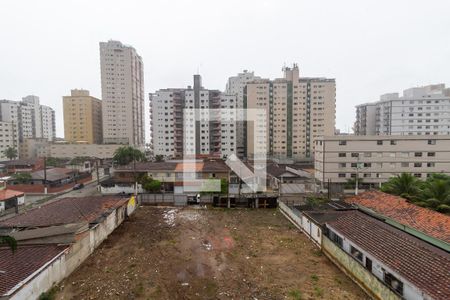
(113, 146, 146, 166)
(2, 146, 18, 160)
(0, 235, 17, 252)
(380, 173, 422, 200)
(420, 179, 450, 207)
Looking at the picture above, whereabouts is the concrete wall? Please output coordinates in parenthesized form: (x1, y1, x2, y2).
(100, 183, 144, 195)
(322, 236, 400, 300)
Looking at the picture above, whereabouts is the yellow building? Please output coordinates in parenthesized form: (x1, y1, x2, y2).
(63, 89, 102, 144)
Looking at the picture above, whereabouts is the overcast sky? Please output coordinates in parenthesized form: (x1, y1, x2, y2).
(1, 0, 449, 140)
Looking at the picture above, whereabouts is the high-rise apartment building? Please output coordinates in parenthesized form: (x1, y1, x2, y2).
(0, 96, 55, 143)
(63, 89, 103, 144)
(225, 70, 261, 158)
(100, 40, 145, 146)
(0, 121, 19, 160)
(245, 64, 336, 160)
(355, 84, 450, 136)
(150, 75, 237, 158)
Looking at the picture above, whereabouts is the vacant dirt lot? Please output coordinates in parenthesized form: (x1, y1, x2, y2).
(55, 206, 367, 300)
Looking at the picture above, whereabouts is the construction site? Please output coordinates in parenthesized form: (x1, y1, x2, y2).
(53, 206, 366, 299)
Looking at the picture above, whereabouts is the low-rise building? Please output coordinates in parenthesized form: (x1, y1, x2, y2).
(0, 195, 136, 299)
(0, 189, 24, 212)
(0, 158, 44, 175)
(314, 135, 450, 187)
(49, 143, 122, 159)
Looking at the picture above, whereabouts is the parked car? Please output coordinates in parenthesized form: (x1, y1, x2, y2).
(73, 183, 84, 190)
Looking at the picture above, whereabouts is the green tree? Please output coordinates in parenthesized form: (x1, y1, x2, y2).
(420, 178, 450, 207)
(46, 157, 67, 167)
(139, 175, 162, 192)
(201, 178, 228, 195)
(154, 155, 164, 162)
(113, 146, 146, 166)
(380, 173, 422, 200)
(0, 235, 17, 253)
(12, 172, 32, 184)
(2, 146, 18, 160)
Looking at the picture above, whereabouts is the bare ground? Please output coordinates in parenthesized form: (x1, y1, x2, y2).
(55, 206, 368, 300)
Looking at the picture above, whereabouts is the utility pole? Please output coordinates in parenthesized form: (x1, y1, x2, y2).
(95, 159, 100, 188)
(43, 156, 47, 194)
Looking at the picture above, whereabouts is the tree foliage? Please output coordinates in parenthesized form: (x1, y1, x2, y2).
(139, 175, 161, 192)
(154, 155, 164, 162)
(381, 173, 450, 214)
(113, 146, 146, 166)
(13, 172, 32, 184)
(0, 235, 17, 253)
(2, 146, 18, 160)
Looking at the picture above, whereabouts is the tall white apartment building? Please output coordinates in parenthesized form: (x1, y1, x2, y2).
(150, 75, 237, 158)
(355, 84, 450, 136)
(225, 70, 261, 158)
(0, 96, 55, 143)
(100, 40, 145, 146)
(0, 121, 19, 160)
(245, 64, 336, 160)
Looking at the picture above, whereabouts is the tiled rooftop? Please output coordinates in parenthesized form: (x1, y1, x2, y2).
(0, 189, 24, 201)
(0, 244, 68, 296)
(328, 211, 450, 300)
(0, 196, 128, 228)
(346, 190, 450, 243)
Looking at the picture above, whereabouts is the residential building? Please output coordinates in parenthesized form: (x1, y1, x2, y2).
(314, 135, 450, 186)
(63, 89, 103, 144)
(150, 75, 236, 158)
(245, 64, 336, 160)
(0, 189, 24, 212)
(100, 40, 145, 146)
(0, 158, 44, 175)
(225, 70, 261, 157)
(0, 121, 19, 160)
(355, 84, 450, 136)
(0, 96, 56, 143)
(49, 142, 122, 159)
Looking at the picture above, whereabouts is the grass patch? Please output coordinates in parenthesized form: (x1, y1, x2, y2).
(334, 276, 342, 285)
(133, 281, 145, 296)
(314, 286, 324, 297)
(38, 286, 57, 300)
(312, 249, 323, 257)
(310, 274, 319, 282)
(288, 289, 303, 300)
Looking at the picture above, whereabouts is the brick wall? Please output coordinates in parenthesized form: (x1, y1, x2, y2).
(7, 176, 92, 194)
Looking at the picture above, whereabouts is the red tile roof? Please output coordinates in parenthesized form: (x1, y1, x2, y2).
(345, 190, 450, 243)
(0, 189, 24, 202)
(328, 211, 450, 300)
(0, 196, 128, 228)
(0, 244, 68, 296)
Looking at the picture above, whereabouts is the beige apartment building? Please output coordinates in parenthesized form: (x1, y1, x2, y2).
(245, 64, 336, 160)
(315, 135, 450, 186)
(63, 89, 102, 144)
(100, 40, 145, 146)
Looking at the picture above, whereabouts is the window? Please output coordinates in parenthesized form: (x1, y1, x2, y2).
(414, 152, 422, 157)
(427, 162, 435, 167)
(351, 152, 359, 157)
(365, 258, 372, 272)
(384, 272, 404, 296)
(414, 162, 422, 167)
(338, 153, 346, 157)
(428, 152, 435, 157)
(338, 173, 346, 178)
(339, 140, 347, 145)
(414, 173, 422, 178)
(328, 229, 343, 248)
(350, 245, 363, 262)
(390, 140, 397, 145)
(428, 139, 436, 145)
(377, 140, 383, 145)
(339, 163, 346, 168)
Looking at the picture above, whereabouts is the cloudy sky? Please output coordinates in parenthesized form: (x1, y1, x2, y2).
(1, 0, 449, 140)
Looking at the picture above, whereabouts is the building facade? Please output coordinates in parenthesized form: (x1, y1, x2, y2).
(225, 70, 261, 158)
(150, 75, 237, 159)
(19, 138, 50, 160)
(355, 84, 450, 136)
(245, 64, 336, 160)
(314, 135, 450, 185)
(49, 143, 122, 159)
(0, 121, 19, 160)
(100, 40, 145, 146)
(63, 89, 103, 144)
